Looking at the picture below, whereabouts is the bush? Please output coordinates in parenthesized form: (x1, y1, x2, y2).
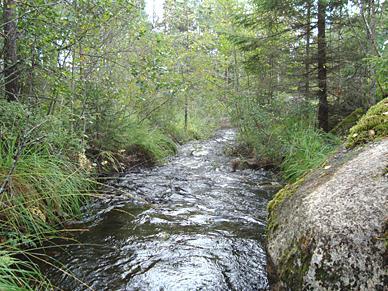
(0, 100, 83, 157)
(88, 115, 177, 170)
(124, 122, 177, 161)
(231, 96, 317, 160)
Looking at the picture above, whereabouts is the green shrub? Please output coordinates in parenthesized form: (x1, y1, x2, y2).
(231, 97, 317, 161)
(0, 100, 83, 157)
(89, 115, 177, 166)
(124, 122, 177, 161)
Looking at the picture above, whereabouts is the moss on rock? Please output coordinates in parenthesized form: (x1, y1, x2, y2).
(267, 176, 305, 234)
(277, 236, 315, 290)
(346, 98, 388, 148)
(330, 108, 365, 137)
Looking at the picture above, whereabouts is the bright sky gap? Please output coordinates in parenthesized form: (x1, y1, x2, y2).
(145, 0, 165, 22)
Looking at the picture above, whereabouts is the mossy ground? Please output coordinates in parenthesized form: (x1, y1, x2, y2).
(330, 108, 365, 137)
(346, 98, 388, 148)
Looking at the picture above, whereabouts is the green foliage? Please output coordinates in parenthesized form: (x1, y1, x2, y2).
(366, 55, 388, 96)
(124, 121, 177, 162)
(346, 98, 388, 148)
(160, 113, 220, 143)
(0, 100, 83, 157)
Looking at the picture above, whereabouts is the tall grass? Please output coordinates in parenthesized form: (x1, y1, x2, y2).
(125, 122, 177, 161)
(0, 136, 91, 289)
(0, 247, 51, 290)
(280, 125, 340, 182)
(0, 137, 90, 240)
(89, 114, 177, 166)
(89, 108, 220, 171)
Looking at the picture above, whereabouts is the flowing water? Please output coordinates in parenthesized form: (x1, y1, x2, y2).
(45, 129, 279, 290)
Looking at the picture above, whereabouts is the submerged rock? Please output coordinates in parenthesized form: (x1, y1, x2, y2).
(266, 138, 388, 290)
(230, 158, 277, 172)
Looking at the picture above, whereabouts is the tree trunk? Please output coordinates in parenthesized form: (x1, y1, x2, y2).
(233, 46, 239, 93)
(317, 0, 328, 131)
(366, 0, 377, 105)
(305, 0, 312, 100)
(184, 2, 189, 132)
(3, 0, 19, 102)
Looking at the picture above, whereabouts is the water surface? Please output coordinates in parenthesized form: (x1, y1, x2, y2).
(46, 129, 278, 290)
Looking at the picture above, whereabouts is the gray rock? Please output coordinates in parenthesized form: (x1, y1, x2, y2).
(267, 138, 388, 290)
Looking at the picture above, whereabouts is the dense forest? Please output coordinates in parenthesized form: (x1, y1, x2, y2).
(0, 0, 386, 289)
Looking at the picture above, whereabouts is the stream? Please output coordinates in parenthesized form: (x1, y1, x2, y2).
(45, 129, 279, 290)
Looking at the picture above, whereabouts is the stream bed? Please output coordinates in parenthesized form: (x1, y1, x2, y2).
(45, 129, 279, 290)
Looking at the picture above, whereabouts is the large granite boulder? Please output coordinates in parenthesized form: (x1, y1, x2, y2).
(266, 138, 388, 290)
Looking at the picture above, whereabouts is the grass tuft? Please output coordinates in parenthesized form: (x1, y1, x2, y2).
(0, 137, 90, 241)
(281, 126, 340, 182)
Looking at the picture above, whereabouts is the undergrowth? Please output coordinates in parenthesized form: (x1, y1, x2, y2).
(0, 101, 92, 289)
(231, 97, 340, 181)
(161, 114, 219, 143)
(87, 110, 219, 171)
(0, 138, 90, 240)
(0, 136, 91, 289)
